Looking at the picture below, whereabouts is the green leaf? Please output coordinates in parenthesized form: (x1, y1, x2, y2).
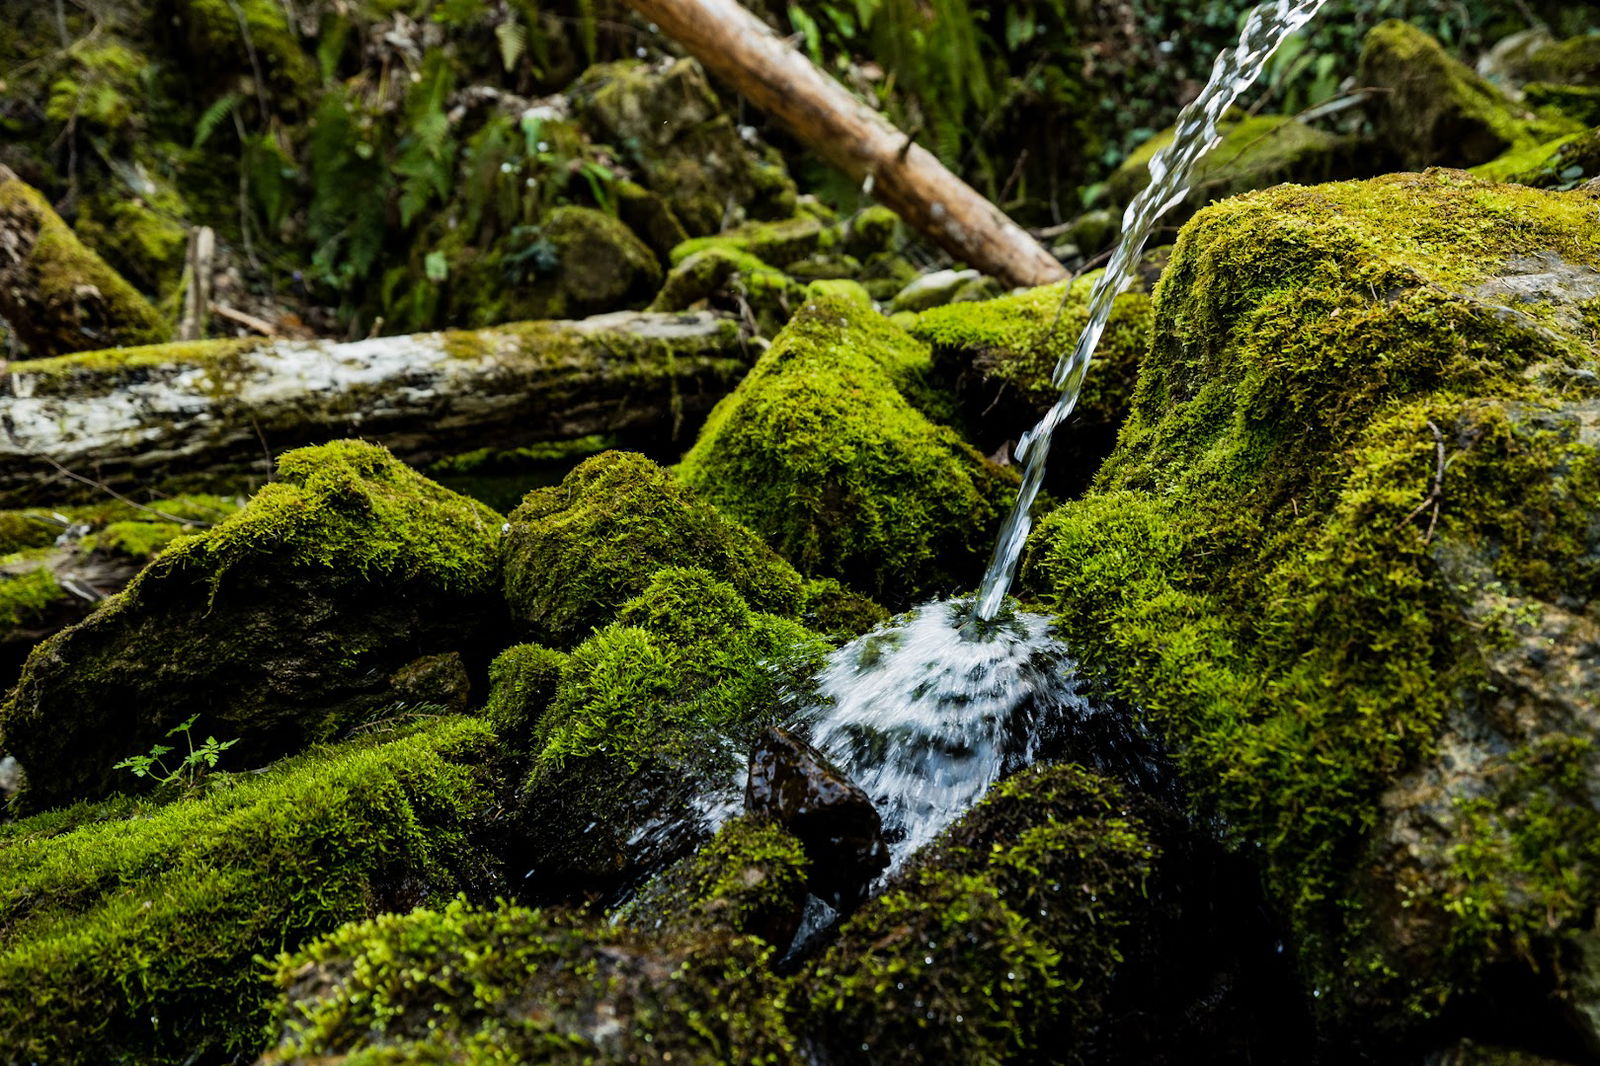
(425, 251, 450, 282)
(192, 92, 242, 150)
(495, 18, 528, 72)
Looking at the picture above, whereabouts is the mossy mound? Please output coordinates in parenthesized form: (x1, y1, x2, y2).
(572, 58, 796, 237)
(516, 567, 830, 903)
(1472, 126, 1600, 190)
(679, 294, 1017, 604)
(798, 763, 1157, 1064)
(541, 204, 663, 314)
(1508, 34, 1600, 88)
(0, 169, 169, 356)
(501, 450, 806, 647)
(481, 642, 568, 760)
(649, 245, 808, 336)
(0, 440, 504, 811)
(261, 897, 797, 1065)
(1107, 113, 1358, 215)
(622, 813, 810, 946)
(909, 272, 1155, 490)
(1359, 21, 1581, 169)
(0, 717, 498, 1066)
(1021, 171, 1600, 1040)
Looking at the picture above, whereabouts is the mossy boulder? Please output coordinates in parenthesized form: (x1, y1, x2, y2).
(1020, 171, 1600, 1045)
(482, 642, 568, 759)
(543, 205, 663, 314)
(572, 58, 796, 237)
(909, 272, 1155, 491)
(672, 214, 830, 268)
(261, 898, 798, 1065)
(500, 450, 805, 647)
(1107, 113, 1358, 216)
(1473, 126, 1600, 190)
(515, 567, 830, 903)
(797, 763, 1158, 1065)
(621, 813, 810, 946)
(0, 717, 498, 1066)
(0, 440, 504, 811)
(1501, 34, 1600, 88)
(0, 167, 169, 356)
(649, 244, 807, 336)
(680, 294, 1017, 604)
(1359, 21, 1582, 169)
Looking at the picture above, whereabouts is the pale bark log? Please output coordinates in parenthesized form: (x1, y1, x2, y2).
(621, 0, 1069, 289)
(0, 309, 751, 506)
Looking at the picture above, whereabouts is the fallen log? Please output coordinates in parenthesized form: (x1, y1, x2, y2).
(0, 310, 751, 506)
(0, 166, 171, 357)
(622, 0, 1068, 289)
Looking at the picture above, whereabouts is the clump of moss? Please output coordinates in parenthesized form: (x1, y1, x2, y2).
(1515, 35, 1600, 87)
(799, 576, 890, 641)
(171, 0, 316, 98)
(0, 561, 65, 638)
(1021, 172, 1600, 1033)
(0, 170, 169, 356)
(1107, 112, 1358, 214)
(672, 214, 829, 268)
(543, 205, 663, 314)
(1359, 21, 1581, 169)
(482, 642, 568, 758)
(517, 567, 829, 903)
(501, 450, 805, 647)
(799, 763, 1157, 1064)
(0, 440, 504, 811)
(909, 272, 1155, 487)
(261, 897, 797, 1065)
(0, 717, 498, 1066)
(649, 244, 808, 335)
(1473, 126, 1600, 189)
(680, 293, 1016, 604)
(623, 813, 810, 945)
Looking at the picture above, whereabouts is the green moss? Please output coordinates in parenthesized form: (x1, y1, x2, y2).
(500, 450, 805, 647)
(74, 186, 191, 300)
(910, 273, 1154, 480)
(543, 205, 663, 313)
(482, 642, 567, 758)
(679, 294, 1017, 604)
(0, 173, 170, 356)
(623, 814, 809, 945)
(1109, 113, 1354, 211)
(0, 717, 498, 1066)
(1472, 126, 1600, 189)
(0, 441, 504, 810)
(616, 178, 690, 261)
(517, 567, 828, 900)
(649, 245, 807, 335)
(799, 576, 890, 641)
(0, 513, 56, 556)
(671, 215, 827, 268)
(8, 336, 262, 390)
(844, 205, 899, 258)
(261, 898, 797, 1065)
(800, 763, 1156, 1064)
(172, 0, 316, 97)
(1523, 83, 1600, 126)
(45, 43, 143, 133)
(0, 561, 65, 635)
(1359, 21, 1582, 169)
(1021, 172, 1600, 1026)
(1520, 35, 1600, 86)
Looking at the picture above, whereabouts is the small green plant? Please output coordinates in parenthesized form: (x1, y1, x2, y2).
(113, 716, 238, 789)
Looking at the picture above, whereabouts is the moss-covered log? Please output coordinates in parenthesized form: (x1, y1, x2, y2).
(0, 309, 751, 506)
(0, 166, 169, 357)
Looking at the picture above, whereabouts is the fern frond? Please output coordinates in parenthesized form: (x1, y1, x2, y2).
(495, 18, 528, 73)
(192, 92, 243, 150)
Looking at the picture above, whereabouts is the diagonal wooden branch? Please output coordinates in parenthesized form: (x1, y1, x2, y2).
(621, 0, 1068, 289)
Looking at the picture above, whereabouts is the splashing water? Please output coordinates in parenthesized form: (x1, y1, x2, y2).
(972, 0, 1332, 621)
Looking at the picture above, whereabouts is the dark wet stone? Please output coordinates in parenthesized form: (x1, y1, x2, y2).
(745, 726, 888, 911)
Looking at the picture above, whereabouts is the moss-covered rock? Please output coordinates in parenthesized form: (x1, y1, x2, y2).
(516, 567, 829, 903)
(1359, 21, 1581, 169)
(909, 272, 1155, 490)
(1472, 126, 1600, 190)
(572, 58, 796, 237)
(543, 205, 663, 314)
(798, 576, 890, 641)
(500, 450, 805, 647)
(672, 214, 830, 268)
(1524, 83, 1600, 126)
(1504, 34, 1600, 88)
(481, 642, 567, 759)
(798, 763, 1157, 1064)
(615, 178, 690, 261)
(261, 897, 798, 1065)
(0, 440, 504, 811)
(0, 167, 169, 356)
(649, 244, 808, 335)
(0, 716, 498, 1066)
(680, 293, 1017, 604)
(1108, 112, 1358, 215)
(622, 813, 810, 946)
(1020, 171, 1600, 1044)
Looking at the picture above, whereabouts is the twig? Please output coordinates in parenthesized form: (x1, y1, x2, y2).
(213, 303, 278, 336)
(1395, 420, 1446, 542)
(22, 451, 212, 529)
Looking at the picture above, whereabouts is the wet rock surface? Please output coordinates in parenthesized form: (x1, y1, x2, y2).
(745, 726, 888, 912)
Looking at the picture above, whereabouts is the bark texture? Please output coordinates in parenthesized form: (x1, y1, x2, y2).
(621, 0, 1068, 289)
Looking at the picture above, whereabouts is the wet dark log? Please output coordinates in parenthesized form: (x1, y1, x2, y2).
(0, 310, 752, 507)
(621, 0, 1069, 289)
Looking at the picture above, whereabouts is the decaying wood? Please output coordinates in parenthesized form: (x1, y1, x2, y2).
(622, 0, 1069, 289)
(177, 226, 215, 342)
(0, 309, 752, 506)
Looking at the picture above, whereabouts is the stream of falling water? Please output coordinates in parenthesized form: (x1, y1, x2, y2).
(795, 0, 1333, 878)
